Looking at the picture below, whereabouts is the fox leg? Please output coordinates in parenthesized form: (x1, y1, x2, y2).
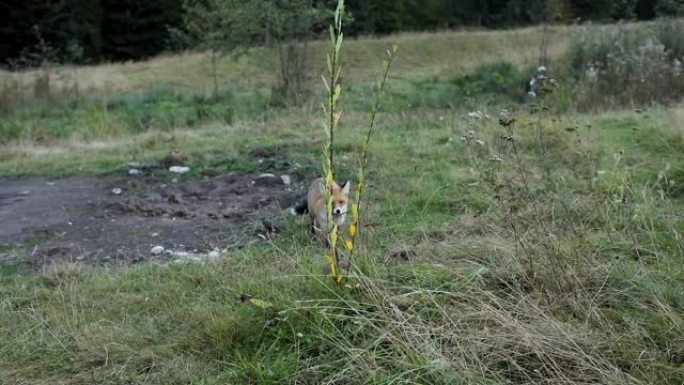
(312, 220, 330, 247)
(309, 215, 317, 235)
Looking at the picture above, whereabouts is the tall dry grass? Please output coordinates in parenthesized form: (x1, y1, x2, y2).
(0, 25, 572, 107)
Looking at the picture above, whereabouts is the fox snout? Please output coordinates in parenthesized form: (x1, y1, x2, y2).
(333, 207, 343, 215)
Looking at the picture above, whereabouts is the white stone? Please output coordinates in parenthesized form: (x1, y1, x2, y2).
(169, 166, 190, 174)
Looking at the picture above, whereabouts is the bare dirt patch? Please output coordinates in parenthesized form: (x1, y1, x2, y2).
(0, 172, 299, 269)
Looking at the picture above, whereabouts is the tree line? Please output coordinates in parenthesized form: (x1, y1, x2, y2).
(1, 0, 682, 68)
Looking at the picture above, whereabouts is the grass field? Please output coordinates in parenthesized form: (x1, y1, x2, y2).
(1, 23, 683, 384)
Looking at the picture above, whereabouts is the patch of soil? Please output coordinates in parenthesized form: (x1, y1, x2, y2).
(0, 172, 299, 269)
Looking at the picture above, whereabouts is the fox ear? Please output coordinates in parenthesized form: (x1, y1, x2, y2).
(341, 180, 350, 195)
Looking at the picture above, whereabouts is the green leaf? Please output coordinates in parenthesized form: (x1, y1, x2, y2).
(333, 110, 342, 128)
(332, 84, 342, 106)
(248, 298, 274, 309)
(329, 25, 335, 49)
(330, 226, 338, 244)
(335, 32, 344, 55)
(334, 0, 343, 26)
(321, 74, 330, 93)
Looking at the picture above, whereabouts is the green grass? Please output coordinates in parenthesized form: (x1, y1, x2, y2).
(0, 86, 270, 144)
(1, 24, 684, 384)
(0, 60, 530, 178)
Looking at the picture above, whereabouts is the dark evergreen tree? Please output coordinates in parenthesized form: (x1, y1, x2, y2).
(655, 0, 684, 15)
(635, 0, 657, 19)
(100, 0, 183, 61)
(2, 0, 683, 68)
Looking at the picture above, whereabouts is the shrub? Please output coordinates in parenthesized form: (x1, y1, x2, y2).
(452, 61, 527, 103)
(566, 19, 684, 111)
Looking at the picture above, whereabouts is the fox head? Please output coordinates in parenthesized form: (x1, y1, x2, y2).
(331, 180, 350, 223)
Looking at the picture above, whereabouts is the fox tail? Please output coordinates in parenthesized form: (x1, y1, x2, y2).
(290, 192, 308, 215)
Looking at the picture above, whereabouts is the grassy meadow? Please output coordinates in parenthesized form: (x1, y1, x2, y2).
(1, 22, 684, 384)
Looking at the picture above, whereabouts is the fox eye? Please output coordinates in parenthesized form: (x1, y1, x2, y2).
(337, 200, 345, 205)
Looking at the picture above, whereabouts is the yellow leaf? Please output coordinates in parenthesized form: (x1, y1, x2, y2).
(248, 298, 273, 309)
(351, 203, 359, 218)
(344, 240, 353, 251)
(348, 224, 357, 237)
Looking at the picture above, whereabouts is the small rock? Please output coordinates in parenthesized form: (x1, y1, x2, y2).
(128, 168, 142, 176)
(171, 251, 203, 264)
(127, 161, 142, 168)
(169, 166, 190, 174)
(208, 250, 220, 260)
(111, 187, 122, 195)
(280, 174, 291, 185)
(150, 246, 165, 255)
(254, 173, 283, 187)
(172, 251, 189, 258)
(171, 178, 179, 183)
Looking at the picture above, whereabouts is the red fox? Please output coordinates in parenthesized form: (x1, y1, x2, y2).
(293, 178, 350, 241)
